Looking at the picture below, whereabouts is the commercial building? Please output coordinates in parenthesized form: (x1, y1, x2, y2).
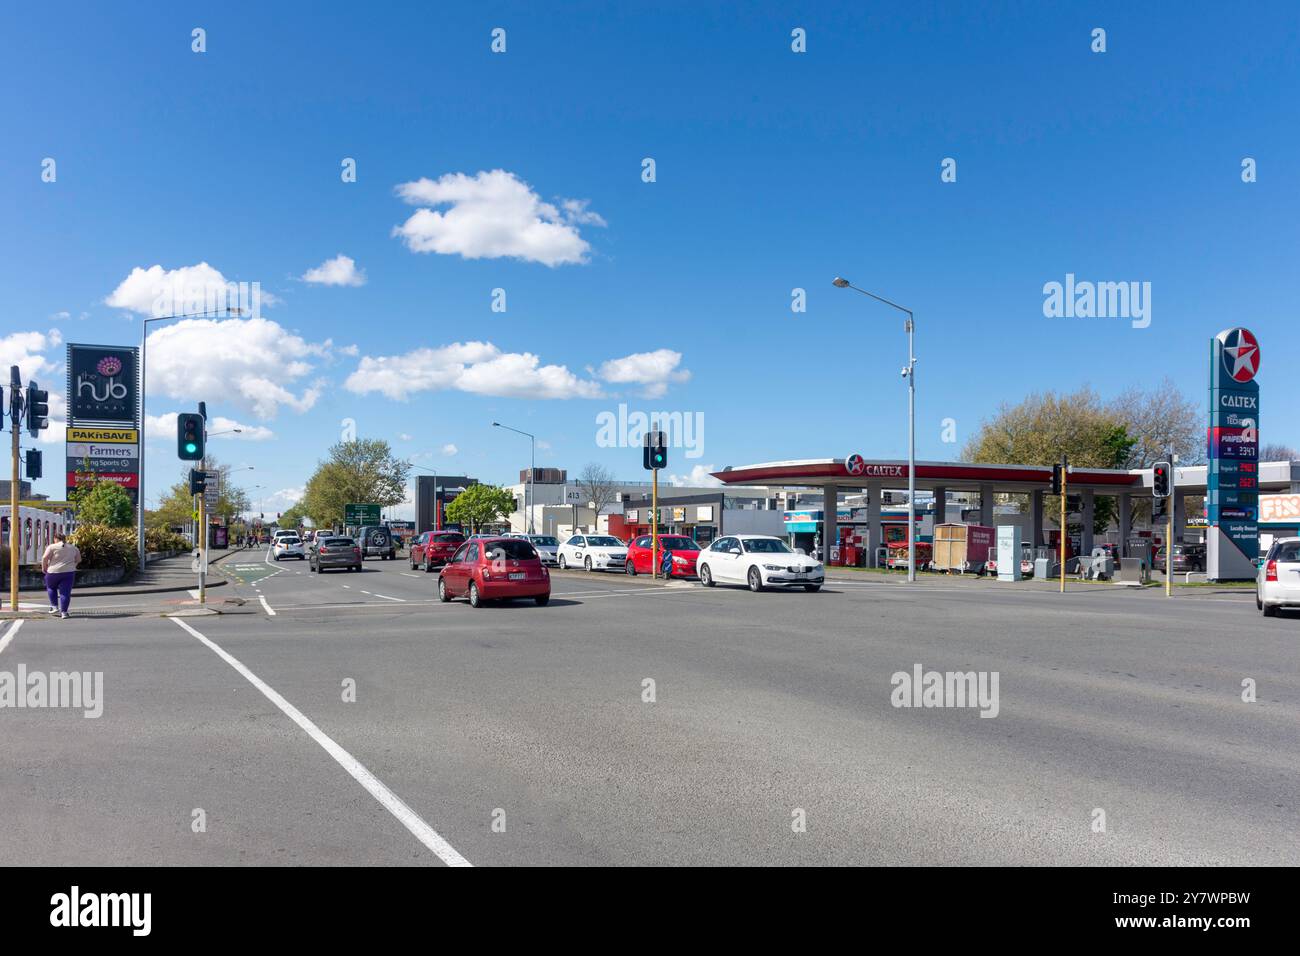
(414, 474, 478, 533)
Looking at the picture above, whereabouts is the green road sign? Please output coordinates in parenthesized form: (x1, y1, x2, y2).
(345, 503, 382, 525)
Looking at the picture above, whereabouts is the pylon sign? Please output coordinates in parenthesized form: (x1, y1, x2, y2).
(1206, 327, 1260, 580)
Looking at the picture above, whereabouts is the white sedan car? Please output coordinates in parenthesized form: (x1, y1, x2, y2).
(1257, 537, 1300, 616)
(558, 534, 627, 571)
(696, 534, 824, 592)
(272, 536, 305, 561)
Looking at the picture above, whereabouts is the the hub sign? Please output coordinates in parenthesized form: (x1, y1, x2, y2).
(1207, 327, 1260, 580)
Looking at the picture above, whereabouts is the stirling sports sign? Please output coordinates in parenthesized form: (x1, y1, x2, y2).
(1206, 327, 1261, 580)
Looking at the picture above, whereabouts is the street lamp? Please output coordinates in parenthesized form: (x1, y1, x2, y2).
(207, 428, 243, 438)
(833, 277, 918, 583)
(137, 307, 243, 567)
(492, 421, 535, 533)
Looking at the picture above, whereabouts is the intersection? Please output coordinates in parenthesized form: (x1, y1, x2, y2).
(1, 552, 1294, 867)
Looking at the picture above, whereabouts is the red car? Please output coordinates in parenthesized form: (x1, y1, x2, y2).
(625, 534, 700, 578)
(437, 537, 551, 608)
(409, 530, 467, 572)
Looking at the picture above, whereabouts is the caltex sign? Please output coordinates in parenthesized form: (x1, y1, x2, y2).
(1206, 327, 1261, 580)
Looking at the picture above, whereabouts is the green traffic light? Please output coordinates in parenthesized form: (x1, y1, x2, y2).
(185, 442, 198, 453)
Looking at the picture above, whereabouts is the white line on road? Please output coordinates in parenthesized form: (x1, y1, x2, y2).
(259, 595, 277, 616)
(0, 620, 24, 655)
(400, 573, 421, 578)
(370, 593, 407, 603)
(169, 617, 470, 867)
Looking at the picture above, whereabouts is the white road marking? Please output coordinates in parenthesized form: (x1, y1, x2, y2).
(371, 593, 407, 603)
(400, 573, 421, 578)
(0, 620, 24, 655)
(341, 585, 352, 589)
(187, 589, 201, 599)
(259, 595, 277, 616)
(169, 617, 470, 866)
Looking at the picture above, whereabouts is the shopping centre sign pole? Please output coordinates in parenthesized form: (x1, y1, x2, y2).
(833, 278, 917, 582)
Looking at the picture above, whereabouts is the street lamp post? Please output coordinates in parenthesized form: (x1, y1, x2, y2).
(137, 308, 242, 568)
(492, 422, 535, 533)
(833, 277, 918, 583)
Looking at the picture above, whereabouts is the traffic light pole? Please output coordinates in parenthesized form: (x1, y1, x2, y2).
(8, 366, 21, 612)
(199, 489, 207, 605)
(651, 466, 659, 579)
(1166, 455, 1174, 598)
(1059, 463, 1067, 594)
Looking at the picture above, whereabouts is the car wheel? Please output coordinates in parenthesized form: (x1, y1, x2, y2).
(1257, 593, 1263, 610)
(424, 556, 433, 573)
(747, 567, 764, 592)
(352, 565, 361, 572)
(585, 556, 593, 572)
(626, 559, 637, 576)
(699, 563, 715, 587)
(535, 594, 550, 606)
(558, 555, 567, 569)
(438, 578, 450, 602)
(803, 584, 821, 592)
(468, 582, 482, 608)
(409, 554, 416, 570)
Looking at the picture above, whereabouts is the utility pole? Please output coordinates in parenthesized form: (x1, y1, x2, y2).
(1059, 455, 1068, 594)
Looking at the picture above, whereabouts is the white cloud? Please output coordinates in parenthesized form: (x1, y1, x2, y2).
(441, 443, 458, 456)
(668, 465, 723, 488)
(344, 341, 602, 401)
(0, 328, 62, 382)
(392, 169, 604, 267)
(145, 412, 274, 441)
(302, 254, 366, 287)
(596, 349, 691, 398)
(37, 392, 67, 446)
(145, 317, 328, 418)
(398, 433, 413, 441)
(106, 262, 277, 317)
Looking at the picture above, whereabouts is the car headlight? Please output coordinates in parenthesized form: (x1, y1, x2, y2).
(763, 564, 784, 571)
(673, 555, 687, 563)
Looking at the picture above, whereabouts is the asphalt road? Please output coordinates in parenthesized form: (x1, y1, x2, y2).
(1, 549, 1296, 866)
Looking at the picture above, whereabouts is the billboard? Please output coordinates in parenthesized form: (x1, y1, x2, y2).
(67, 344, 140, 426)
(1206, 328, 1260, 580)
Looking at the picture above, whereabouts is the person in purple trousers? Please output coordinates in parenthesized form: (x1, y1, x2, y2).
(41, 531, 81, 619)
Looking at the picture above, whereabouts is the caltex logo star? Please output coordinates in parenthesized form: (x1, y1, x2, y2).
(1221, 328, 1260, 383)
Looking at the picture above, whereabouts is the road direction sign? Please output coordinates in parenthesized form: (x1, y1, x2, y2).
(345, 503, 381, 525)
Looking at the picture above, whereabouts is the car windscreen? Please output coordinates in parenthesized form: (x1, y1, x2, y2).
(280, 538, 300, 545)
(742, 539, 792, 554)
(660, 537, 699, 551)
(586, 536, 622, 547)
(321, 538, 354, 546)
(433, 534, 464, 543)
(529, 536, 558, 547)
(484, 540, 538, 561)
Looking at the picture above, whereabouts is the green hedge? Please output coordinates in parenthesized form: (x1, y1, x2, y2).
(70, 526, 141, 574)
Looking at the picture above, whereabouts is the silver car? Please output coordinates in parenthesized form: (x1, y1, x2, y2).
(1257, 537, 1300, 616)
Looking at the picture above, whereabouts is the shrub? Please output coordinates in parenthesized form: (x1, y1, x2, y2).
(145, 527, 190, 553)
(74, 480, 135, 528)
(70, 525, 140, 574)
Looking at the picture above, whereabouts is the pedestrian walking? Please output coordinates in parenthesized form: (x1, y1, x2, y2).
(42, 531, 81, 619)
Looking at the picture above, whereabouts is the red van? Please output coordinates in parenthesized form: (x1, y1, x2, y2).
(437, 537, 551, 608)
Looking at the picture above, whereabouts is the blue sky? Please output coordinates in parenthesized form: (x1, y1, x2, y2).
(2, 1, 1297, 514)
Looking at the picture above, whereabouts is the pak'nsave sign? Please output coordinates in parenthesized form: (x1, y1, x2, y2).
(1207, 327, 1260, 580)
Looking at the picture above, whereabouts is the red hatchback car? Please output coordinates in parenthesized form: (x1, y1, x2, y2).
(409, 530, 467, 572)
(438, 537, 551, 608)
(625, 534, 700, 578)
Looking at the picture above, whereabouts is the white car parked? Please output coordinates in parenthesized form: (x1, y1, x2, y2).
(696, 534, 824, 592)
(272, 536, 305, 561)
(1257, 537, 1300, 616)
(558, 534, 627, 571)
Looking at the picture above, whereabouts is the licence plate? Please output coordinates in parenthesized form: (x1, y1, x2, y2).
(508, 572, 526, 580)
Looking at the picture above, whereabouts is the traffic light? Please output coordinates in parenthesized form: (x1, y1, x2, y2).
(25, 381, 49, 437)
(25, 449, 42, 479)
(1050, 463, 1062, 495)
(1152, 461, 1172, 498)
(189, 468, 206, 495)
(178, 412, 205, 460)
(642, 430, 667, 471)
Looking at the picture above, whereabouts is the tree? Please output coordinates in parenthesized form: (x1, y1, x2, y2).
(278, 502, 310, 528)
(1107, 379, 1203, 468)
(963, 387, 1134, 533)
(1261, 443, 1299, 462)
(444, 484, 515, 533)
(576, 463, 619, 528)
(145, 459, 252, 531)
(75, 480, 135, 527)
(300, 439, 411, 528)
